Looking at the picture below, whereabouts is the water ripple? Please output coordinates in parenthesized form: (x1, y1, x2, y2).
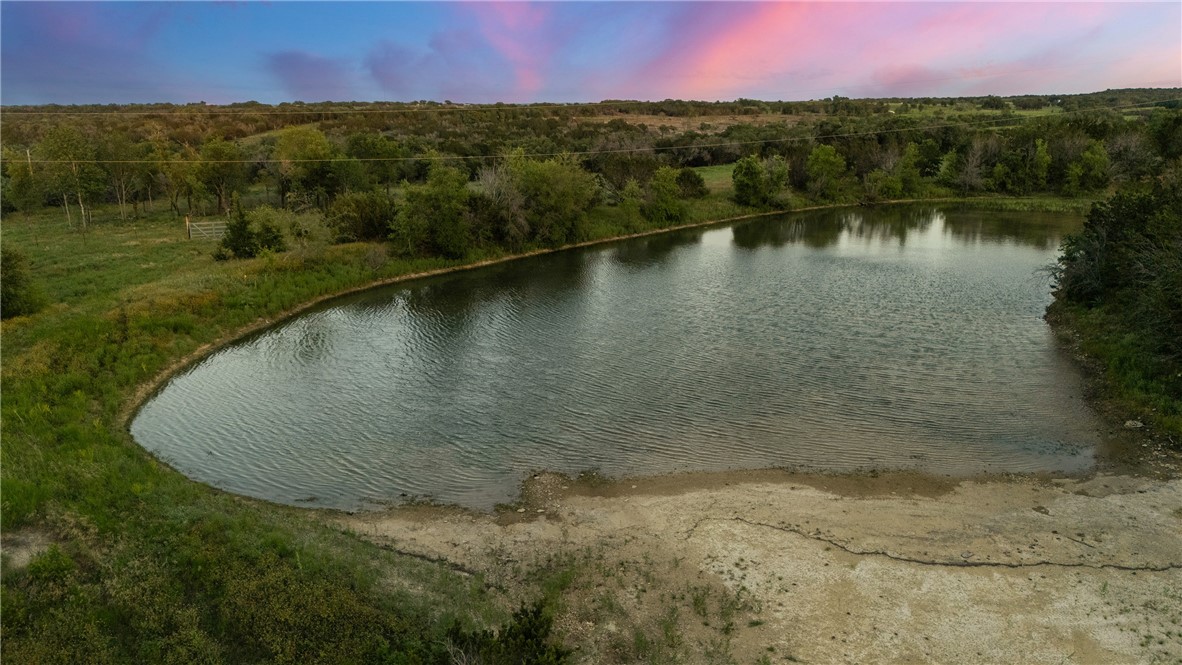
(133, 207, 1102, 511)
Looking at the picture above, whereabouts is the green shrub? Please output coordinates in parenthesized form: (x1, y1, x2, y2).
(1050, 185, 1182, 424)
(732, 155, 789, 207)
(216, 202, 288, 260)
(1, 244, 45, 318)
(328, 190, 396, 242)
(446, 601, 570, 664)
(676, 167, 708, 198)
(642, 166, 688, 225)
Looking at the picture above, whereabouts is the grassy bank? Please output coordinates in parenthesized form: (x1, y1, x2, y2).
(0, 209, 527, 662)
(1, 190, 1099, 661)
(1047, 303, 1182, 436)
(933, 195, 1097, 213)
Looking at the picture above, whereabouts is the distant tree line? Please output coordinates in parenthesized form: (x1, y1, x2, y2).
(3, 88, 1175, 146)
(3, 90, 1180, 267)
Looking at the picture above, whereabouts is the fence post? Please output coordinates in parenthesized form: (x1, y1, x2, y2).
(185, 215, 191, 240)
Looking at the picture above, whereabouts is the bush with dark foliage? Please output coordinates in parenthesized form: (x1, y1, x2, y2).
(446, 601, 570, 664)
(1050, 181, 1182, 424)
(1, 245, 44, 318)
(215, 199, 288, 260)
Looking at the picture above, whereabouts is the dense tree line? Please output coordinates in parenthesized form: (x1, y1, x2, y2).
(4, 88, 1175, 147)
(3, 91, 1180, 266)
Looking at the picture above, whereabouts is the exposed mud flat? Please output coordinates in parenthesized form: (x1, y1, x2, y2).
(340, 467, 1182, 664)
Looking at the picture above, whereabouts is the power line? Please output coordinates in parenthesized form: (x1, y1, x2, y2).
(14, 98, 1179, 166)
(1, 100, 643, 117)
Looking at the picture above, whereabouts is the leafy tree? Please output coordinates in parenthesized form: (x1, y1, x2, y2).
(1031, 138, 1051, 191)
(200, 138, 247, 215)
(345, 132, 408, 194)
(642, 166, 688, 225)
(1107, 131, 1156, 181)
(33, 126, 106, 228)
(3, 146, 43, 212)
(805, 145, 846, 200)
(585, 130, 660, 190)
(1149, 108, 1182, 160)
(510, 154, 597, 247)
(243, 205, 289, 252)
(1076, 141, 1111, 191)
(216, 205, 257, 260)
(942, 136, 1001, 194)
(1013, 96, 1049, 110)
(328, 191, 396, 242)
(896, 142, 923, 196)
(1053, 190, 1156, 303)
(732, 154, 789, 207)
(154, 143, 203, 217)
(98, 132, 146, 220)
(675, 167, 708, 198)
(1062, 141, 1110, 196)
(1048, 130, 1092, 190)
(732, 155, 765, 206)
(863, 169, 903, 201)
(916, 138, 944, 177)
(987, 136, 1050, 195)
(989, 162, 1014, 193)
(475, 160, 529, 250)
(618, 178, 644, 230)
(274, 126, 335, 209)
(980, 95, 1008, 110)
(395, 161, 471, 258)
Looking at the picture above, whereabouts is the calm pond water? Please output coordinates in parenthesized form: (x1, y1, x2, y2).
(133, 205, 1102, 511)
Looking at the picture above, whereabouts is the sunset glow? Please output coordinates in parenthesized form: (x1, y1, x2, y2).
(2, 1, 1178, 105)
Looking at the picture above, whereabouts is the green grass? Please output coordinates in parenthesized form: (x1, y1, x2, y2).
(693, 164, 736, 195)
(933, 194, 1098, 213)
(0, 206, 519, 662)
(1048, 302, 1182, 436)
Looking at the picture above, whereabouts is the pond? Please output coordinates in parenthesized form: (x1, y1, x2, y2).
(132, 205, 1102, 511)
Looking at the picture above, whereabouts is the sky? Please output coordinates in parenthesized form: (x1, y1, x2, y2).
(1, 1, 1179, 106)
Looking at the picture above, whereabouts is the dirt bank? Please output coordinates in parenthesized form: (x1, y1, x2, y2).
(338, 468, 1181, 664)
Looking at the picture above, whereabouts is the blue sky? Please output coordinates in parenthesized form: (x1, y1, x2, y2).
(2, 1, 1179, 105)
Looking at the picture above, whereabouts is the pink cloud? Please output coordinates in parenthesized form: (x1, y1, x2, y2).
(625, 3, 897, 100)
(1, 2, 178, 104)
(365, 3, 560, 102)
(266, 51, 352, 102)
(467, 2, 553, 97)
(366, 41, 418, 95)
(365, 30, 518, 102)
(615, 2, 1178, 102)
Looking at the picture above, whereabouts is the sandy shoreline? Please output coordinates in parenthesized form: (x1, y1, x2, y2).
(338, 466, 1182, 664)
